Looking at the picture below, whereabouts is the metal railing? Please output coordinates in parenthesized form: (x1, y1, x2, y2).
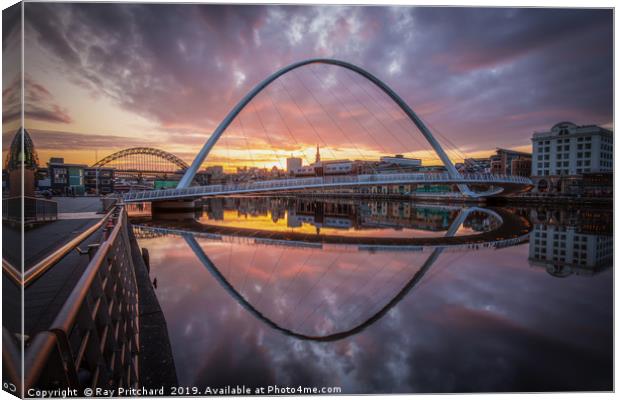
(20, 207, 117, 287)
(123, 173, 533, 202)
(2, 196, 58, 224)
(12, 205, 140, 394)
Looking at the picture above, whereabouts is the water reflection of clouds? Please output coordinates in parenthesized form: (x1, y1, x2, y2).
(141, 232, 612, 392)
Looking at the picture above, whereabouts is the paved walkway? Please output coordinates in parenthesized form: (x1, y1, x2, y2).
(58, 212, 101, 220)
(3, 196, 110, 336)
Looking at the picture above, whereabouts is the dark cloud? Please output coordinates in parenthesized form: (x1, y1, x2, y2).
(2, 77, 73, 124)
(23, 4, 613, 155)
(2, 2, 21, 52)
(22, 128, 150, 151)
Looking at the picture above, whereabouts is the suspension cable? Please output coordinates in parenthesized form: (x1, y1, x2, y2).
(308, 65, 406, 175)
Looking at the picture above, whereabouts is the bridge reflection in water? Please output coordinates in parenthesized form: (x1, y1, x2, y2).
(128, 198, 611, 392)
(133, 201, 525, 341)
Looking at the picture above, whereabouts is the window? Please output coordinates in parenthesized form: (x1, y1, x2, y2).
(578, 152, 583, 158)
(578, 144, 583, 150)
(585, 152, 591, 158)
(564, 145, 570, 151)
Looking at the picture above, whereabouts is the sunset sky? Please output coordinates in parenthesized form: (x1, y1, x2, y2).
(2, 4, 614, 171)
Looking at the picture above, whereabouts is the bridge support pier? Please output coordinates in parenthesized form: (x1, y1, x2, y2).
(152, 200, 197, 215)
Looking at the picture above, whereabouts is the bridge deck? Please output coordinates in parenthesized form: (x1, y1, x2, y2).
(124, 173, 532, 203)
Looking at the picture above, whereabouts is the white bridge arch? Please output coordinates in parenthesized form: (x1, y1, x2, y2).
(124, 59, 532, 202)
(179, 59, 461, 189)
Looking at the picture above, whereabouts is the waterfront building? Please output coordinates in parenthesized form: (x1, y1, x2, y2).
(490, 148, 532, 176)
(286, 157, 302, 174)
(204, 165, 225, 184)
(463, 157, 491, 173)
(530, 122, 613, 195)
(379, 154, 421, 167)
(84, 167, 115, 194)
(321, 160, 354, 175)
(48, 157, 87, 196)
(35, 167, 51, 190)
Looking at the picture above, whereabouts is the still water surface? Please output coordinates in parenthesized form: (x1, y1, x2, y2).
(130, 197, 612, 393)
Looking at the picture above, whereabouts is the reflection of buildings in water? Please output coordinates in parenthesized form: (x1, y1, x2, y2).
(290, 200, 467, 233)
(530, 206, 612, 235)
(363, 204, 455, 232)
(528, 224, 612, 277)
(197, 197, 501, 234)
(202, 197, 288, 222)
(288, 200, 361, 231)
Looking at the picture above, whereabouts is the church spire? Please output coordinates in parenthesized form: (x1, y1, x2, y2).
(315, 144, 321, 164)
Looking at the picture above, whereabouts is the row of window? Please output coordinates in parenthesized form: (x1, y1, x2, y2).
(537, 168, 593, 175)
(535, 135, 593, 148)
(533, 242, 590, 251)
(532, 253, 590, 266)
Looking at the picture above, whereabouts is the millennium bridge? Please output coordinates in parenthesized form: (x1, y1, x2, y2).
(122, 58, 532, 204)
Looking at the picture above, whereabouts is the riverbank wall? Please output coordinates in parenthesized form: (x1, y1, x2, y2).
(128, 222, 179, 393)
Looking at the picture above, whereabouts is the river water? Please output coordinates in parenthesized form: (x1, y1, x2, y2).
(129, 197, 612, 393)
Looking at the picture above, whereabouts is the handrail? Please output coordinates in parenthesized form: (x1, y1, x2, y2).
(21, 206, 116, 287)
(24, 205, 139, 391)
(50, 210, 124, 334)
(2, 258, 22, 286)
